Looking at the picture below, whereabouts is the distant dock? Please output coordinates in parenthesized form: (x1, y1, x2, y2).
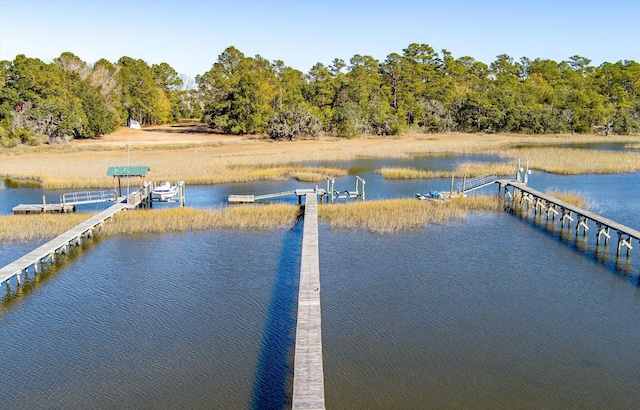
(229, 188, 325, 204)
(1, 202, 127, 288)
(13, 203, 76, 214)
(500, 180, 640, 256)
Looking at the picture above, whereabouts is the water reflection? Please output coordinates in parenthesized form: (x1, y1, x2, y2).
(2, 156, 640, 408)
(508, 206, 640, 286)
(251, 220, 302, 409)
(320, 216, 640, 408)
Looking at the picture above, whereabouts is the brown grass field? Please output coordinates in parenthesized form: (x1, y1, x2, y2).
(0, 195, 504, 242)
(0, 123, 638, 241)
(1, 122, 639, 188)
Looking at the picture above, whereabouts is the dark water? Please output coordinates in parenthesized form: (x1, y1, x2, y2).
(2, 160, 640, 408)
(0, 229, 301, 409)
(321, 217, 640, 409)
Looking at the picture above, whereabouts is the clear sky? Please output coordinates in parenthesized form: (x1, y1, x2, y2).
(1, 0, 638, 80)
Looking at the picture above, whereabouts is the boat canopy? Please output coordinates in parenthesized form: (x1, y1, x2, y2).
(107, 166, 150, 177)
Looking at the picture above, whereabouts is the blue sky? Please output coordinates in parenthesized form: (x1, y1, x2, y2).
(1, 0, 638, 80)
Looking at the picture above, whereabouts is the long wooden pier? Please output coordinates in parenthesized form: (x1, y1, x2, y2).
(499, 180, 640, 256)
(292, 193, 325, 409)
(1, 202, 127, 288)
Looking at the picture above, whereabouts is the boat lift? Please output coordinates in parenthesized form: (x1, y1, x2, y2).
(325, 176, 365, 203)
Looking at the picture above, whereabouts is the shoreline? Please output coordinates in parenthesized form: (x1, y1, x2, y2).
(1, 125, 639, 189)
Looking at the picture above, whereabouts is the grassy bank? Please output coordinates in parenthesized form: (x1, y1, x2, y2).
(498, 147, 640, 174)
(545, 190, 590, 209)
(1, 128, 639, 188)
(0, 195, 504, 242)
(379, 161, 518, 180)
(0, 213, 91, 242)
(318, 196, 502, 233)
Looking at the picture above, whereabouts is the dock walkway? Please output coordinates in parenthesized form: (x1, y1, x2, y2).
(228, 188, 325, 204)
(500, 180, 640, 254)
(292, 193, 325, 410)
(1, 202, 127, 286)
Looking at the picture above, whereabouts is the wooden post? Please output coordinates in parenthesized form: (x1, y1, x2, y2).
(617, 234, 622, 256)
(179, 181, 186, 207)
(355, 176, 366, 202)
(451, 174, 455, 198)
(355, 176, 358, 200)
(461, 174, 466, 196)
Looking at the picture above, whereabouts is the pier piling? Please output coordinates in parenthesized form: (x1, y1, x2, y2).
(500, 180, 640, 260)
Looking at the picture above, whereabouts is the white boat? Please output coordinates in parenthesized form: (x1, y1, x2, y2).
(152, 181, 179, 201)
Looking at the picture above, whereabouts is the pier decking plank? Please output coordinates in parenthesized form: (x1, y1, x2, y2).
(13, 204, 76, 214)
(292, 193, 325, 410)
(0, 202, 127, 284)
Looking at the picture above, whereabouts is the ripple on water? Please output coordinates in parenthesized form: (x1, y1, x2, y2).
(320, 214, 640, 409)
(0, 229, 296, 409)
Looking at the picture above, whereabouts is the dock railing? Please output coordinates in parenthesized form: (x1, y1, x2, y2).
(457, 172, 497, 193)
(61, 190, 115, 205)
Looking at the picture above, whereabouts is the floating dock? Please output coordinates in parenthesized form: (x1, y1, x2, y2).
(292, 193, 325, 410)
(12, 203, 76, 214)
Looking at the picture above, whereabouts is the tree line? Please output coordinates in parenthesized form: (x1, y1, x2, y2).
(0, 52, 200, 146)
(1, 44, 638, 146)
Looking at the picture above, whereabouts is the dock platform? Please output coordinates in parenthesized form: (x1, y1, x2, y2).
(228, 188, 326, 204)
(292, 193, 325, 409)
(13, 204, 76, 214)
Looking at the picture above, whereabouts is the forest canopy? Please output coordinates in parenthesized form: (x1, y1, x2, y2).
(1, 44, 638, 146)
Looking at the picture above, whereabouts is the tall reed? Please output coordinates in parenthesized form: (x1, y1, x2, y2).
(0, 195, 504, 242)
(0, 213, 91, 242)
(379, 161, 517, 180)
(545, 190, 590, 209)
(498, 147, 640, 174)
(318, 196, 501, 233)
(101, 205, 302, 236)
(2, 131, 639, 188)
(378, 168, 450, 179)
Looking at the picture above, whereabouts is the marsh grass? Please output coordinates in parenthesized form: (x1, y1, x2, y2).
(0, 195, 503, 241)
(545, 190, 590, 209)
(379, 161, 517, 180)
(2, 131, 639, 188)
(101, 205, 302, 236)
(455, 161, 517, 177)
(318, 195, 501, 233)
(0, 213, 91, 242)
(498, 147, 640, 174)
(378, 167, 450, 179)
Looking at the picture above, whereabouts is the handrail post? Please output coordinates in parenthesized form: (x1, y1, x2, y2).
(450, 174, 454, 198)
(462, 174, 466, 196)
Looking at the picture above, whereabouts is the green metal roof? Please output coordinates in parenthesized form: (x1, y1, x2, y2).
(107, 166, 150, 177)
